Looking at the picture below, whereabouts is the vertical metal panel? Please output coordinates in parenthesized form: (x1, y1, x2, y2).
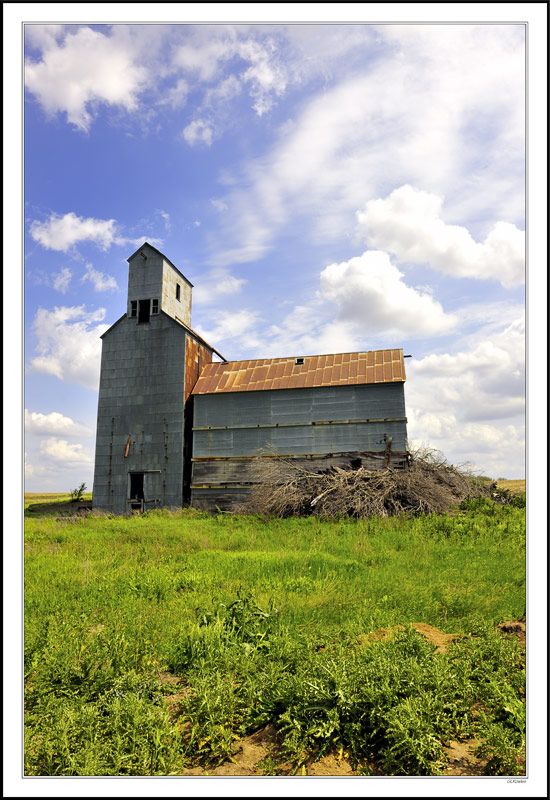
(184, 335, 213, 402)
(92, 313, 188, 514)
(193, 383, 405, 429)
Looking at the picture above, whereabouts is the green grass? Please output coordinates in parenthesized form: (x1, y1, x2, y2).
(25, 492, 93, 516)
(24, 503, 526, 776)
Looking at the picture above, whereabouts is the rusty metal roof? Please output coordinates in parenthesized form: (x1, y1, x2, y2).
(192, 349, 406, 395)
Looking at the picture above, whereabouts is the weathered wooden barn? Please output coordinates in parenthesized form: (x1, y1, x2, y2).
(92, 244, 408, 514)
(190, 353, 408, 510)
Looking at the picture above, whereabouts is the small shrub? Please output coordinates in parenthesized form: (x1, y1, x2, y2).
(70, 483, 87, 502)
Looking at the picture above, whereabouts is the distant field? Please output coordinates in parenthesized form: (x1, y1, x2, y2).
(24, 493, 93, 517)
(25, 492, 72, 503)
(496, 480, 526, 495)
(24, 481, 526, 506)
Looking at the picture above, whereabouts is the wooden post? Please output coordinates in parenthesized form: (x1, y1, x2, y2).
(384, 436, 393, 467)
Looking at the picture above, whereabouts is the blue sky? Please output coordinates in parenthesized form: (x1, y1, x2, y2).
(21, 18, 530, 491)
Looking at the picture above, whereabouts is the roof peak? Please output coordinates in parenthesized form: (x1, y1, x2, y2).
(126, 242, 193, 287)
(216, 348, 402, 365)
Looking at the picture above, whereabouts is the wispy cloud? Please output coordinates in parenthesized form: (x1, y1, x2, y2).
(182, 118, 214, 147)
(82, 263, 118, 292)
(207, 25, 524, 265)
(193, 308, 262, 348)
(52, 266, 72, 293)
(192, 268, 247, 305)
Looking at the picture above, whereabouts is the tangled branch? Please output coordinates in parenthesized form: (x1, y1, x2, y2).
(239, 446, 498, 519)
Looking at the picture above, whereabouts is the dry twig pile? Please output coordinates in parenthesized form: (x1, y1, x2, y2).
(240, 447, 497, 519)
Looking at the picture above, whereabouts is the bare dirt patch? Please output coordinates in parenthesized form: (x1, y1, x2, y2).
(164, 614, 525, 778)
(305, 752, 357, 776)
(178, 725, 359, 776)
(158, 673, 194, 721)
(443, 739, 489, 775)
(358, 622, 461, 654)
(497, 618, 526, 647)
(180, 725, 283, 776)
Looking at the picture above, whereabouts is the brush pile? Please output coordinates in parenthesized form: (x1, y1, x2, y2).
(240, 447, 500, 519)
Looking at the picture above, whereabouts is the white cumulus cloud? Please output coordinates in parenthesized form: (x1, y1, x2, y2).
(39, 437, 93, 465)
(405, 317, 525, 476)
(25, 410, 93, 438)
(25, 26, 148, 131)
(320, 250, 457, 337)
(29, 305, 109, 390)
(30, 212, 121, 252)
(356, 185, 525, 288)
(408, 413, 525, 480)
(406, 317, 525, 423)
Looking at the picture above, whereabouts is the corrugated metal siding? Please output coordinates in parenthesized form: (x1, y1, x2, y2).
(193, 420, 406, 457)
(194, 384, 406, 433)
(190, 383, 408, 510)
(184, 335, 213, 402)
(92, 314, 189, 514)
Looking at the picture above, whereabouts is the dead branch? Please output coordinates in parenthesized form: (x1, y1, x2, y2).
(238, 447, 500, 519)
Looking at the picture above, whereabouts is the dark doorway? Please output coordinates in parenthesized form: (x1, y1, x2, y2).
(138, 299, 151, 323)
(130, 472, 144, 500)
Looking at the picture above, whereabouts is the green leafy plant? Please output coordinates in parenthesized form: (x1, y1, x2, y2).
(69, 482, 87, 502)
(24, 504, 525, 776)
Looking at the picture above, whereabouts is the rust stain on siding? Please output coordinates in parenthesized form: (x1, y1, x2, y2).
(184, 335, 213, 401)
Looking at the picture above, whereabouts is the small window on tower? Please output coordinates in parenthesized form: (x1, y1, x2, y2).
(176, 283, 181, 301)
(130, 300, 137, 317)
(151, 298, 159, 315)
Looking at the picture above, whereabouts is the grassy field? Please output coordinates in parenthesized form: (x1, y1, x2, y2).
(24, 496, 526, 777)
(25, 492, 93, 514)
(495, 480, 526, 495)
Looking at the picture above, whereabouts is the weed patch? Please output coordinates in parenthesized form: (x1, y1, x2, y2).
(24, 504, 525, 775)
